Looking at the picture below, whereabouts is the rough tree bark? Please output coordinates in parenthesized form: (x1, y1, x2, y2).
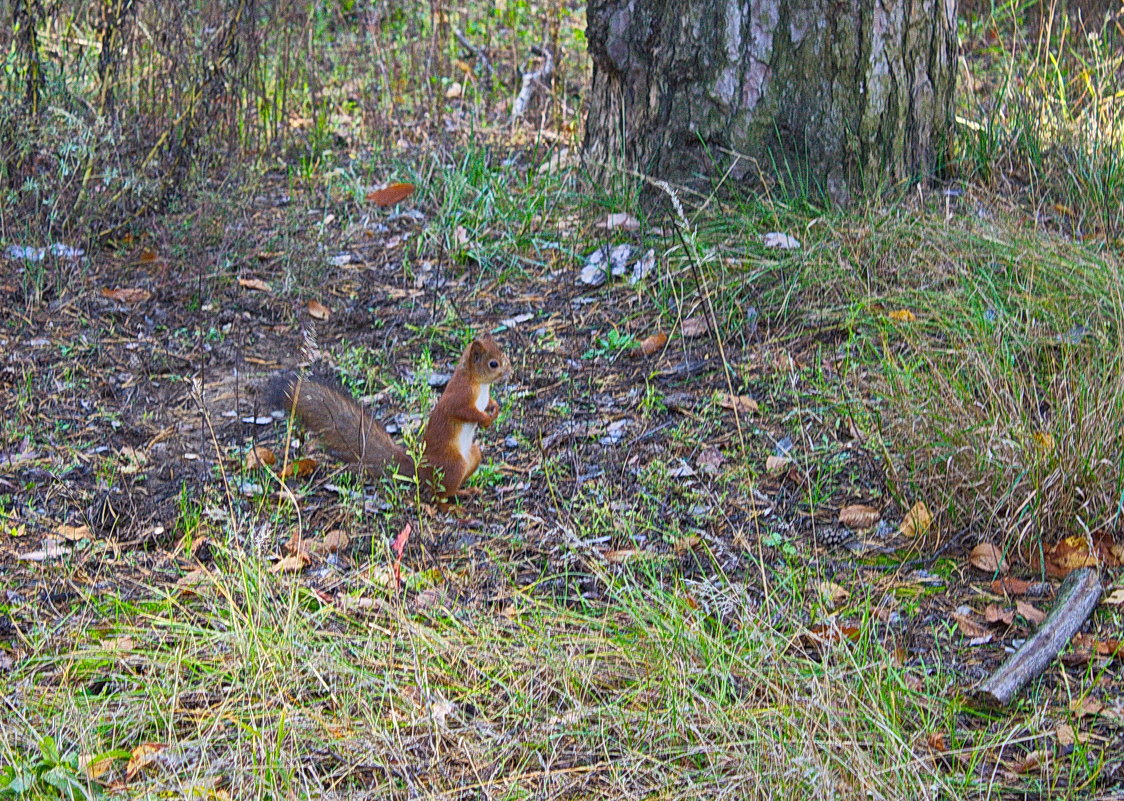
(584, 0, 957, 203)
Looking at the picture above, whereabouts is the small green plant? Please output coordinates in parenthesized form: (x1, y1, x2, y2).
(0, 736, 126, 799)
(582, 330, 638, 361)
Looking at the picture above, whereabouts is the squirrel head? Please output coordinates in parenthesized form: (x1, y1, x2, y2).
(465, 335, 510, 384)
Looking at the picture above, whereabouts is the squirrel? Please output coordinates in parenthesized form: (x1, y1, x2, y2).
(268, 335, 511, 505)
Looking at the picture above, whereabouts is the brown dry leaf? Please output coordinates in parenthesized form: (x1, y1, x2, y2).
(838, 504, 880, 529)
(238, 277, 272, 292)
(804, 624, 861, 646)
(950, 612, 991, 639)
(281, 457, 318, 478)
(818, 581, 849, 609)
(604, 548, 644, 564)
(367, 182, 415, 207)
(673, 535, 701, 554)
(102, 636, 134, 652)
(899, 501, 932, 538)
(984, 603, 1014, 626)
(1016, 600, 1046, 626)
(925, 732, 948, 752)
(307, 299, 331, 320)
(989, 577, 1035, 596)
(137, 247, 160, 264)
(1104, 588, 1124, 606)
(888, 309, 917, 322)
(56, 523, 92, 541)
(696, 446, 725, 474)
(270, 553, 311, 574)
(716, 393, 759, 415)
(681, 316, 708, 337)
(765, 455, 791, 475)
(100, 287, 152, 304)
(1045, 536, 1099, 577)
(1070, 697, 1103, 718)
(969, 542, 1008, 574)
(245, 445, 276, 470)
(125, 743, 168, 781)
(1055, 724, 1078, 748)
(79, 752, 116, 780)
(638, 331, 668, 356)
(1008, 750, 1046, 775)
(319, 529, 351, 554)
(1073, 633, 1122, 658)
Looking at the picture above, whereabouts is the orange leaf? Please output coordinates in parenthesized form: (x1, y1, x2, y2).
(100, 287, 152, 304)
(1016, 600, 1046, 625)
(270, 552, 311, 574)
(638, 332, 668, 356)
(125, 743, 167, 781)
(969, 542, 1007, 574)
(989, 576, 1036, 596)
(899, 501, 932, 538)
(888, 309, 916, 322)
(238, 277, 272, 292)
(716, 393, 759, 415)
(245, 445, 276, 469)
(307, 299, 331, 320)
(280, 457, 317, 478)
(367, 182, 415, 207)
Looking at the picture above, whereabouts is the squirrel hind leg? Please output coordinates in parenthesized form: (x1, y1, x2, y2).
(265, 371, 300, 412)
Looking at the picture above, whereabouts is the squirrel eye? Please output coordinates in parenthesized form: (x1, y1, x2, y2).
(489, 360, 499, 369)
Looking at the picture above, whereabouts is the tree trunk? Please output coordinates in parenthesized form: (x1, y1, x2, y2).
(584, 0, 957, 204)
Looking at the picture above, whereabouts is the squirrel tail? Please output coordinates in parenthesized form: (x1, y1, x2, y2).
(268, 372, 414, 477)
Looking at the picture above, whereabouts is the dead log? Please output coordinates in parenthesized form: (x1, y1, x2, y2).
(972, 567, 1103, 709)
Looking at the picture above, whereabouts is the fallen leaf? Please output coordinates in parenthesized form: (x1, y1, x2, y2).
(319, 529, 350, 554)
(1016, 600, 1046, 625)
(673, 535, 701, 553)
(804, 624, 861, 645)
(598, 212, 641, 231)
(1070, 697, 1103, 718)
(1105, 588, 1124, 606)
(1008, 749, 1046, 775)
(989, 577, 1036, 596)
(950, 611, 991, 639)
(839, 504, 880, 529)
(307, 299, 331, 320)
(137, 247, 160, 264)
(238, 277, 272, 292)
(79, 753, 116, 780)
(888, 309, 917, 322)
(280, 457, 317, 478)
(765, 455, 791, 475)
(762, 232, 800, 249)
(1045, 536, 1099, 577)
(818, 581, 849, 608)
(1073, 633, 1122, 658)
(125, 743, 168, 781)
(681, 316, 708, 337)
(269, 553, 310, 574)
(984, 603, 1014, 625)
(1055, 724, 1077, 747)
(696, 446, 725, 474)
(969, 542, 1008, 574)
(100, 287, 153, 304)
(925, 732, 948, 752)
(1032, 431, 1055, 453)
(605, 548, 644, 564)
(390, 523, 411, 586)
(245, 445, 276, 469)
(716, 393, 759, 415)
(56, 523, 92, 541)
(367, 182, 415, 207)
(899, 501, 933, 538)
(638, 332, 668, 356)
(445, 81, 463, 99)
(102, 636, 134, 652)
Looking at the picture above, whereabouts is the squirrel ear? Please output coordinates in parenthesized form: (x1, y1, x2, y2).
(469, 339, 485, 357)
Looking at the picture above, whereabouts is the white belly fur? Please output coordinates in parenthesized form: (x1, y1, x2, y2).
(456, 384, 490, 460)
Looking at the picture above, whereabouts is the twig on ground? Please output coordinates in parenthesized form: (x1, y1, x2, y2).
(454, 28, 494, 82)
(971, 567, 1103, 708)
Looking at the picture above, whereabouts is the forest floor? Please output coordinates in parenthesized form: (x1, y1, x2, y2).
(2, 4, 1124, 800)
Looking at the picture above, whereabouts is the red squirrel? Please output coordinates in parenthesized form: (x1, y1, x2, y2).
(269, 335, 511, 504)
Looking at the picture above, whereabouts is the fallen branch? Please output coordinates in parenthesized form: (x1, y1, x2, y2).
(971, 567, 1103, 709)
(510, 45, 554, 123)
(454, 28, 494, 82)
